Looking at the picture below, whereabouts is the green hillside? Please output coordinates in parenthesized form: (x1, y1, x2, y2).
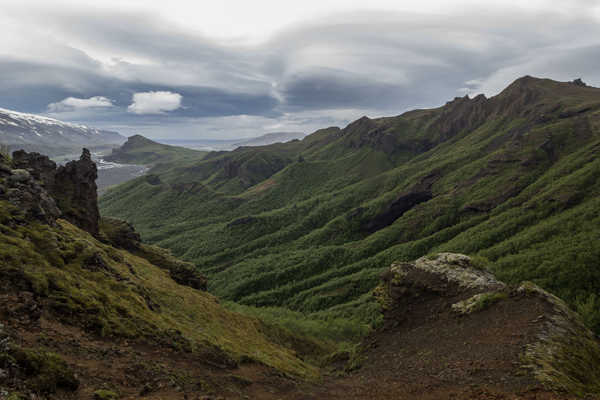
(100, 76, 600, 335)
(105, 134, 206, 167)
(0, 150, 327, 398)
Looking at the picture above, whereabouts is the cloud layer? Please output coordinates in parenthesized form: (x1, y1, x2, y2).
(1, 2, 600, 139)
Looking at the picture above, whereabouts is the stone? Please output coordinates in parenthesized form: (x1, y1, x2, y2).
(12, 150, 57, 186)
(8, 169, 31, 183)
(52, 148, 100, 235)
(100, 217, 141, 250)
(1, 149, 100, 232)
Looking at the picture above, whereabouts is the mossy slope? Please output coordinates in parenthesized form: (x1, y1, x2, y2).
(100, 77, 600, 337)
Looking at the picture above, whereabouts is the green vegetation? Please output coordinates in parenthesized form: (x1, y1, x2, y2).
(93, 389, 120, 400)
(0, 328, 78, 396)
(452, 291, 508, 314)
(105, 134, 206, 166)
(518, 282, 600, 397)
(100, 77, 600, 339)
(9, 347, 79, 394)
(0, 200, 320, 380)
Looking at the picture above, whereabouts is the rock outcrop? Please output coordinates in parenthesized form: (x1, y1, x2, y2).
(52, 149, 100, 236)
(8, 149, 100, 235)
(0, 153, 61, 224)
(99, 217, 142, 250)
(372, 253, 600, 398)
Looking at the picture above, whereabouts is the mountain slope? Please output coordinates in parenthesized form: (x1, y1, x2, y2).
(2, 148, 599, 398)
(0, 108, 125, 156)
(292, 254, 600, 399)
(233, 131, 306, 147)
(0, 150, 323, 399)
(99, 76, 600, 337)
(105, 134, 206, 166)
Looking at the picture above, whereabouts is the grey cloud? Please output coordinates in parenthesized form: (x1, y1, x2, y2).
(1, 4, 600, 139)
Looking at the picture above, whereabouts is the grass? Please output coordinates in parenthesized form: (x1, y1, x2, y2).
(451, 291, 508, 314)
(0, 201, 321, 380)
(100, 77, 600, 341)
(105, 134, 206, 166)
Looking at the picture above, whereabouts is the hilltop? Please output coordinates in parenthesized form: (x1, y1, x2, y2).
(105, 135, 206, 166)
(100, 76, 600, 342)
(0, 108, 125, 157)
(233, 132, 306, 148)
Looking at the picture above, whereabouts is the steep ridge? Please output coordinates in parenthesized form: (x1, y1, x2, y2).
(100, 76, 600, 340)
(0, 150, 324, 399)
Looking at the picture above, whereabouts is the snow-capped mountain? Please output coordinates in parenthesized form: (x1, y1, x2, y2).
(0, 107, 125, 156)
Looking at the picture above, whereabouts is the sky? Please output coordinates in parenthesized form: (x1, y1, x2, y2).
(2, 0, 600, 139)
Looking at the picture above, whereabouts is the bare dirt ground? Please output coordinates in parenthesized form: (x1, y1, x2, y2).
(288, 294, 576, 400)
(3, 287, 581, 399)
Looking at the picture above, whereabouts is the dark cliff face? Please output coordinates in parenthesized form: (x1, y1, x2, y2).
(53, 149, 100, 236)
(0, 153, 61, 224)
(8, 148, 100, 236)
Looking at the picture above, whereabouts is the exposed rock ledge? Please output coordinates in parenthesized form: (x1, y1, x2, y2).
(372, 253, 600, 398)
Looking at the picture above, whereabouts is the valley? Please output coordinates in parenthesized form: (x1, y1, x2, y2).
(100, 76, 600, 341)
(1, 76, 600, 399)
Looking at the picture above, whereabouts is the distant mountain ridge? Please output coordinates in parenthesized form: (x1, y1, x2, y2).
(0, 107, 125, 156)
(233, 131, 306, 148)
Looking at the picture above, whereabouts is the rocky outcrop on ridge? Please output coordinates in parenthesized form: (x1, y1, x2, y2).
(0, 153, 61, 224)
(52, 149, 100, 235)
(366, 253, 600, 398)
(9, 148, 99, 235)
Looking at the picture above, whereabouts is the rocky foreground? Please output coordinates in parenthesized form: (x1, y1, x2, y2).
(292, 253, 600, 399)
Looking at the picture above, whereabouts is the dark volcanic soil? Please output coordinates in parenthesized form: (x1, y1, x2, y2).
(9, 287, 576, 399)
(0, 271, 583, 400)
(290, 293, 573, 400)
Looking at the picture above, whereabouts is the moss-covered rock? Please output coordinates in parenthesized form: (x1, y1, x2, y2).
(451, 291, 508, 314)
(518, 282, 600, 396)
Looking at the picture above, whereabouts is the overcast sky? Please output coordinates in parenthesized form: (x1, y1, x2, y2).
(2, 0, 600, 139)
